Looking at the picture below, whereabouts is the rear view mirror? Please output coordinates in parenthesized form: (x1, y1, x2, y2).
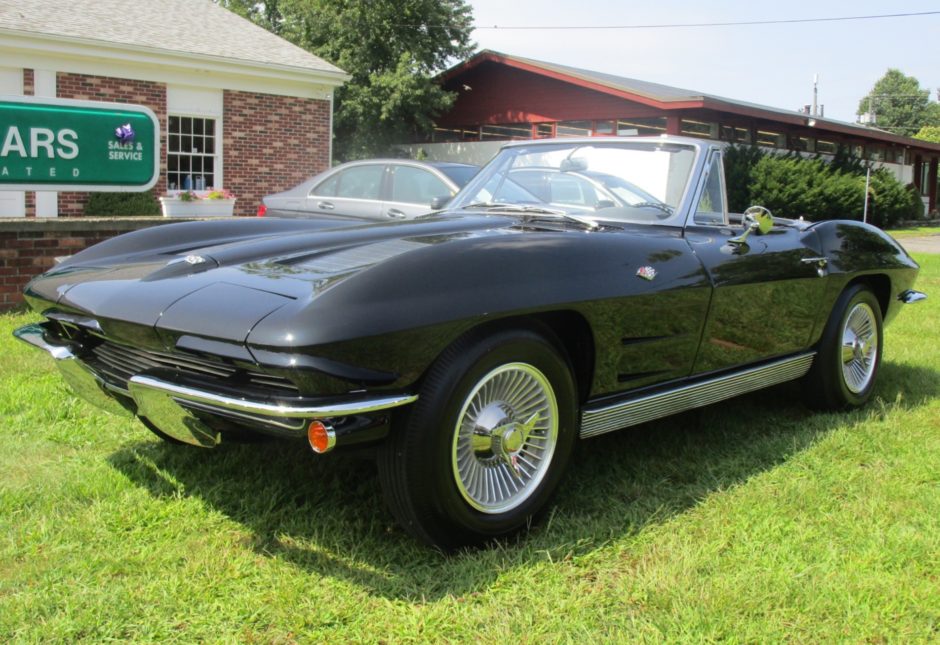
(430, 195, 451, 210)
(729, 206, 774, 246)
(746, 206, 774, 235)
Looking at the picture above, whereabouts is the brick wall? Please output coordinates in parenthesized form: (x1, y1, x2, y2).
(13, 73, 333, 219)
(223, 90, 331, 216)
(23, 69, 35, 217)
(55, 73, 168, 216)
(0, 218, 181, 310)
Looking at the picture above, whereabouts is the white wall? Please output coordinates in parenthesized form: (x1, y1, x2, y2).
(0, 67, 25, 217)
(33, 69, 57, 217)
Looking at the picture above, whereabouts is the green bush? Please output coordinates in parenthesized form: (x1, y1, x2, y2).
(83, 191, 161, 216)
(724, 144, 921, 228)
(722, 143, 765, 212)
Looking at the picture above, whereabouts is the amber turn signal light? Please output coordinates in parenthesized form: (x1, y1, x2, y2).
(307, 421, 336, 454)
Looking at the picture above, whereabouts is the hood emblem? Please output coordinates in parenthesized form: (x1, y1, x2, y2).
(184, 254, 207, 265)
(636, 266, 657, 281)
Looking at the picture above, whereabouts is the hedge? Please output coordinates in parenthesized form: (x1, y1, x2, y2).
(83, 191, 162, 216)
(723, 144, 924, 228)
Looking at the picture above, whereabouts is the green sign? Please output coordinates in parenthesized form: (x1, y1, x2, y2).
(0, 96, 159, 191)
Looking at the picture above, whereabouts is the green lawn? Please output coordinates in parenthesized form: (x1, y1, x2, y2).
(886, 226, 940, 238)
(2, 257, 938, 642)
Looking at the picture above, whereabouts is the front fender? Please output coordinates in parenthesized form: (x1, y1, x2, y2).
(810, 219, 920, 325)
(246, 227, 711, 393)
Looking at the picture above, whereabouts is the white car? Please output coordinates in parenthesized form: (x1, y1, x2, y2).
(258, 159, 478, 221)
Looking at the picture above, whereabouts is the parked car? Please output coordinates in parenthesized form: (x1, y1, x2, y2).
(16, 136, 925, 549)
(258, 159, 479, 220)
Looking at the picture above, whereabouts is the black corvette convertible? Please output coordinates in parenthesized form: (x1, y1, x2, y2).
(16, 136, 925, 548)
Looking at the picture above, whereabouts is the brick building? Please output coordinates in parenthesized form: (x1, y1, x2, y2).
(0, 0, 348, 217)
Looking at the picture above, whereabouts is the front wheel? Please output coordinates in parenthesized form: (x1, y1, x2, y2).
(378, 328, 577, 549)
(803, 284, 883, 410)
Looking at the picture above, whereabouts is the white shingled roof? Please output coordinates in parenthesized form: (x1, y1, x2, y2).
(0, 0, 346, 78)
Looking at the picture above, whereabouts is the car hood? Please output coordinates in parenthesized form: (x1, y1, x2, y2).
(26, 214, 515, 344)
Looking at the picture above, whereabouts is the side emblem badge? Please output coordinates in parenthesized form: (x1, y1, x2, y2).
(636, 266, 657, 281)
(184, 255, 207, 265)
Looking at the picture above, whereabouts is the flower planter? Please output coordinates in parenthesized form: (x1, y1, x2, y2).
(160, 197, 236, 217)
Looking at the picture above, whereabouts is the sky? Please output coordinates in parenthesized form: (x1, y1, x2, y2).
(465, 0, 940, 124)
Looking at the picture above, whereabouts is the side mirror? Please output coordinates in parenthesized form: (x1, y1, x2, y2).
(728, 206, 774, 246)
(430, 195, 451, 210)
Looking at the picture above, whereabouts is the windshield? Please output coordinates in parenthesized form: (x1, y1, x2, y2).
(450, 141, 697, 225)
(437, 164, 479, 188)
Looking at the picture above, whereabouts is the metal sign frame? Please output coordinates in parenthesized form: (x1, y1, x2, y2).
(0, 95, 160, 192)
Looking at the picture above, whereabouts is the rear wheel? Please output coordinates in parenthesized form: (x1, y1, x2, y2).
(378, 328, 577, 549)
(803, 284, 883, 410)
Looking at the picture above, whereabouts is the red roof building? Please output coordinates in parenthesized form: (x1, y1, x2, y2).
(428, 50, 938, 213)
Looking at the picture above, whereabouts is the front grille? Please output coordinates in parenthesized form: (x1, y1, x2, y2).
(86, 340, 300, 396)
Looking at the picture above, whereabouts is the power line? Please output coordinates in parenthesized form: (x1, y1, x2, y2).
(471, 10, 940, 31)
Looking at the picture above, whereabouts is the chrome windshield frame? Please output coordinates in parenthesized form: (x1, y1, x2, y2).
(449, 135, 709, 228)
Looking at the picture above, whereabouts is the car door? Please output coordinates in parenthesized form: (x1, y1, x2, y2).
(382, 164, 456, 219)
(305, 163, 386, 220)
(684, 148, 829, 373)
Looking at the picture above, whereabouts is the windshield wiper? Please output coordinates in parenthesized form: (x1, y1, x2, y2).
(630, 201, 674, 216)
(462, 202, 601, 230)
(462, 201, 564, 214)
(520, 211, 602, 231)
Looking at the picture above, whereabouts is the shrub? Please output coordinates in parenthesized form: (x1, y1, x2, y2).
(723, 143, 764, 212)
(724, 144, 921, 228)
(83, 191, 161, 216)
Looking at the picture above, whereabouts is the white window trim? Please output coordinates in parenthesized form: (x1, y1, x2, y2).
(166, 113, 223, 192)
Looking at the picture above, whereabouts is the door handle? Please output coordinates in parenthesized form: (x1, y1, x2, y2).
(317, 201, 335, 210)
(386, 208, 407, 219)
(801, 256, 828, 277)
(801, 256, 828, 267)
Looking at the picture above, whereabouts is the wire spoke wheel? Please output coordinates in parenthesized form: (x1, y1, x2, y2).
(452, 362, 558, 514)
(802, 284, 883, 411)
(841, 302, 878, 394)
(378, 328, 575, 548)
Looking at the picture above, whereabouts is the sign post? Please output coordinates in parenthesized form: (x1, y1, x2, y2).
(0, 96, 159, 192)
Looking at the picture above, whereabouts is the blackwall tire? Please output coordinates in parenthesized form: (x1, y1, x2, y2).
(803, 284, 883, 410)
(378, 328, 577, 549)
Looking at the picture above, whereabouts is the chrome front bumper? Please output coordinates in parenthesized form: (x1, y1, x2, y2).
(14, 323, 417, 448)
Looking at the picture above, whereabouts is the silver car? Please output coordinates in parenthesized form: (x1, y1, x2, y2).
(258, 159, 479, 220)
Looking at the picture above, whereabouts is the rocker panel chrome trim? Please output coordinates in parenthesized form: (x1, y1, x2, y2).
(580, 352, 816, 439)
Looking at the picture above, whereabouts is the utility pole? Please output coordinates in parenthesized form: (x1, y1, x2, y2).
(813, 74, 818, 116)
(863, 166, 871, 224)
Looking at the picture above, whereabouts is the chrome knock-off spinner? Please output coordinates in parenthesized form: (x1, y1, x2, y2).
(452, 363, 558, 514)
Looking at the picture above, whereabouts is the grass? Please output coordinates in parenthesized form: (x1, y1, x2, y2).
(2, 255, 938, 642)
(886, 226, 940, 238)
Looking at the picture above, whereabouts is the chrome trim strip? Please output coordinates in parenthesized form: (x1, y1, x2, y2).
(13, 323, 76, 360)
(14, 324, 134, 418)
(127, 373, 418, 420)
(176, 398, 307, 432)
(898, 290, 927, 304)
(580, 352, 816, 439)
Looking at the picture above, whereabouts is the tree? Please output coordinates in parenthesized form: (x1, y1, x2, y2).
(857, 69, 940, 137)
(914, 125, 940, 144)
(222, 0, 474, 161)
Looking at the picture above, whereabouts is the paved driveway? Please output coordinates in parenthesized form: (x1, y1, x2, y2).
(898, 235, 940, 255)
